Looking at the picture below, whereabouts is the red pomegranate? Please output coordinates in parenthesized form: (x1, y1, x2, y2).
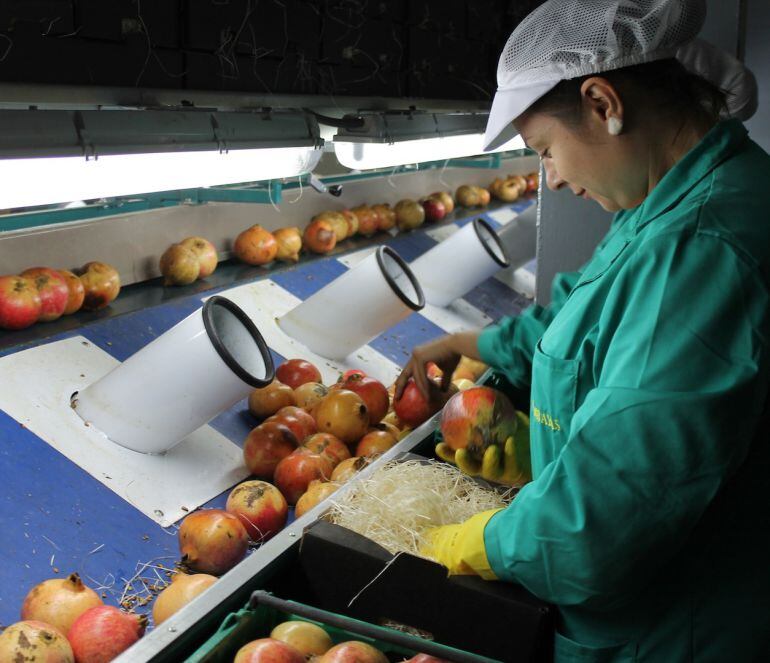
(393, 379, 440, 428)
(68, 606, 145, 663)
(243, 421, 298, 478)
(276, 358, 322, 389)
(21, 267, 69, 322)
(226, 480, 288, 542)
(0, 275, 41, 330)
(332, 374, 389, 424)
(178, 509, 249, 575)
(274, 448, 334, 505)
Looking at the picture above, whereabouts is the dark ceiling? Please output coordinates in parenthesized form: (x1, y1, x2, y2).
(0, 0, 547, 101)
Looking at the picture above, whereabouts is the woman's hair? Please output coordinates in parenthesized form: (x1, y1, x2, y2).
(526, 58, 728, 133)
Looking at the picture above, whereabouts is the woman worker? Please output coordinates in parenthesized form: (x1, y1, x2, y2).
(395, 0, 770, 660)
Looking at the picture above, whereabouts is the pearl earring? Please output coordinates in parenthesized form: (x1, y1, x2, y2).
(607, 117, 623, 136)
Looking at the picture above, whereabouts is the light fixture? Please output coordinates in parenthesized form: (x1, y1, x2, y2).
(0, 109, 323, 209)
(332, 111, 525, 170)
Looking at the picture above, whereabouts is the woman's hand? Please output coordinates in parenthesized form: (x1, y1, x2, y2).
(395, 331, 482, 401)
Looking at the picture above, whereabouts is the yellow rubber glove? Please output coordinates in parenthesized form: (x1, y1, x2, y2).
(419, 509, 503, 579)
(436, 411, 531, 486)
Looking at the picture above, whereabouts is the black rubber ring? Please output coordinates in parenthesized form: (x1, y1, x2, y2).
(202, 296, 275, 388)
(376, 245, 425, 311)
(473, 217, 510, 268)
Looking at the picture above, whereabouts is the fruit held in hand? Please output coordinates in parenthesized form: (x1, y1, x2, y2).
(21, 572, 102, 635)
(178, 509, 249, 575)
(0, 620, 73, 662)
(59, 269, 85, 315)
(394, 199, 425, 231)
(393, 378, 440, 428)
(0, 275, 41, 330)
(234, 225, 278, 265)
(226, 480, 288, 542)
(180, 236, 218, 277)
(160, 244, 200, 286)
(440, 386, 518, 456)
(21, 267, 69, 322)
(152, 573, 217, 625)
(68, 606, 145, 663)
(77, 261, 120, 311)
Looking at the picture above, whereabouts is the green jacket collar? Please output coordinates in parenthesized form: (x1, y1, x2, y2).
(630, 119, 749, 234)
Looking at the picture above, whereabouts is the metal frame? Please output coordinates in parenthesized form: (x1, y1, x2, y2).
(0, 150, 531, 233)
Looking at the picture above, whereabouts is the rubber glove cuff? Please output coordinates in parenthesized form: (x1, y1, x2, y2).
(420, 508, 503, 580)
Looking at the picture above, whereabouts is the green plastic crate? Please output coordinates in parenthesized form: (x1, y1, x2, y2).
(188, 591, 500, 663)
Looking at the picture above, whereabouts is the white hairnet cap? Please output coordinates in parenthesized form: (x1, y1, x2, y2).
(484, 0, 707, 150)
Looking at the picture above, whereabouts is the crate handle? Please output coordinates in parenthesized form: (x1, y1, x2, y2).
(249, 591, 499, 663)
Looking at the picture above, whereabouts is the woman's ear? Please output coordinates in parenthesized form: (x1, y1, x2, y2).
(580, 77, 625, 135)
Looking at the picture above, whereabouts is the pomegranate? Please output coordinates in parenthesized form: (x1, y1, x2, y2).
(178, 509, 249, 575)
(243, 421, 299, 478)
(393, 378, 440, 428)
(330, 456, 370, 483)
(226, 480, 288, 542)
(235, 638, 305, 663)
(274, 448, 334, 504)
(421, 197, 446, 222)
(295, 480, 341, 518)
(302, 432, 351, 467)
(355, 430, 397, 457)
(394, 199, 425, 231)
(405, 655, 453, 663)
(59, 269, 85, 315)
(0, 275, 41, 330)
(159, 243, 200, 286)
(276, 358, 322, 389)
(273, 227, 303, 263)
(21, 572, 102, 635)
(77, 261, 120, 311)
(180, 236, 218, 278)
(303, 219, 337, 254)
(371, 203, 396, 231)
(371, 420, 401, 440)
(526, 172, 539, 193)
(340, 368, 366, 381)
(474, 186, 491, 206)
(351, 206, 378, 236)
(270, 621, 332, 657)
(339, 209, 359, 236)
(152, 573, 217, 625)
(0, 620, 73, 662)
(294, 382, 329, 412)
(313, 390, 369, 446)
(429, 191, 454, 214)
(21, 267, 69, 322)
(68, 606, 145, 663)
(439, 386, 517, 456)
(332, 374, 389, 424)
(456, 184, 482, 207)
(319, 641, 388, 663)
(268, 407, 316, 444)
(327, 212, 351, 242)
(234, 225, 278, 265)
(248, 381, 295, 419)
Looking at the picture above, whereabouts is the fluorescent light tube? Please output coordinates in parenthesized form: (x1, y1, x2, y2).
(334, 133, 525, 170)
(0, 146, 323, 209)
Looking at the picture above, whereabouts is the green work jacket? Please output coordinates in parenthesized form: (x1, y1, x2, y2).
(478, 120, 770, 662)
